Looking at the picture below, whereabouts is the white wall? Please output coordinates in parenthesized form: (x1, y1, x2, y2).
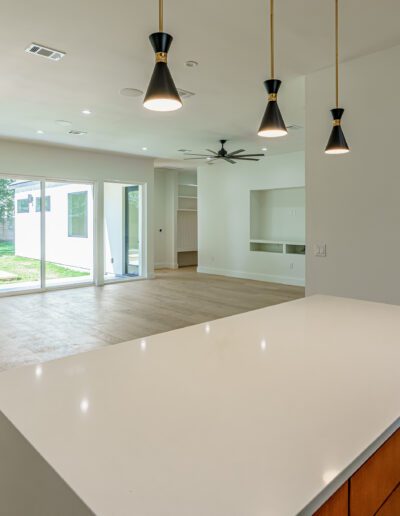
(0, 139, 154, 281)
(306, 44, 400, 304)
(198, 151, 305, 286)
(250, 187, 305, 242)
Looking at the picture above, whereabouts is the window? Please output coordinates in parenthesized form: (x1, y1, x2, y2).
(35, 196, 51, 212)
(68, 191, 88, 238)
(17, 199, 29, 213)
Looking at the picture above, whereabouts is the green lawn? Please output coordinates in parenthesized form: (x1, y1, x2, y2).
(0, 240, 90, 283)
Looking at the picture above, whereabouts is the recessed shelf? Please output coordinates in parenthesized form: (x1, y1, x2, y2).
(249, 239, 306, 254)
(250, 242, 284, 253)
(178, 209, 197, 212)
(286, 244, 306, 255)
(178, 195, 197, 199)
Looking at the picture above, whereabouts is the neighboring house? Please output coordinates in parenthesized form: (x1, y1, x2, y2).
(12, 181, 93, 270)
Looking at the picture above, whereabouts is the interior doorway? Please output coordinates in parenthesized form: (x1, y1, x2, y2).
(104, 181, 143, 281)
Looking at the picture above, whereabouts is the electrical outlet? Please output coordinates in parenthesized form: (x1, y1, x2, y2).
(290, 263, 294, 269)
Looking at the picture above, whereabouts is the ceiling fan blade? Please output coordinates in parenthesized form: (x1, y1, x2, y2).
(233, 157, 260, 161)
(184, 157, 207, 160)
(184, 153, 214, 157)
(223, 157, 236, 164)
(229, 153, 265, 157)
(206, 149, 218, 155)
(228, 149, 246, 156)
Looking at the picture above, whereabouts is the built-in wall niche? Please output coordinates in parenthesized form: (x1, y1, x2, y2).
(250, 187, 305, 253)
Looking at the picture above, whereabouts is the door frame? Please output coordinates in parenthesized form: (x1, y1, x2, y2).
(124, 185, 140, 276)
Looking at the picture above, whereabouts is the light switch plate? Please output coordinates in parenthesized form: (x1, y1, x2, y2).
(314, 244, 327, 257)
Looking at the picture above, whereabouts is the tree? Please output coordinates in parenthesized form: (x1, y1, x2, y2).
(0, 179, 14, 224)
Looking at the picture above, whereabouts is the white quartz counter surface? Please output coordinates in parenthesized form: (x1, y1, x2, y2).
(0, 295, 399, 515)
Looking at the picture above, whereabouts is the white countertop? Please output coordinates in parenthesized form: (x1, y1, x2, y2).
(0, 295, 399, 516)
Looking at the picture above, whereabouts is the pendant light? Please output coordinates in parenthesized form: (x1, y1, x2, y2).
(258, 0, 287, 138)
(325, 0, 350, 154)
(143, 0, 182, 112)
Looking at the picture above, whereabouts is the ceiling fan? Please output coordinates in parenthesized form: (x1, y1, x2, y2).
(184, 140, 265, 165)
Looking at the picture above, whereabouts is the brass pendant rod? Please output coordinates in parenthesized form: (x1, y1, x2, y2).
(159, 0, 164, 32)
(335, 0, 339, 108)
(270, 0, 275, 79)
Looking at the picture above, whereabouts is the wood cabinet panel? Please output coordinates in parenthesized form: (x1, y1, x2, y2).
(376, 484, 400, 516)
(313, 482, 348, 516)
(350, 429, 400, 516)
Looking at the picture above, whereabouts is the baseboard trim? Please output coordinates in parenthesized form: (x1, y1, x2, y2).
(154, 263, 178, 270)
(196, 266, 305, 287)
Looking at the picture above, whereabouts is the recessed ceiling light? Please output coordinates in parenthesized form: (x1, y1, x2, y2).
(142, 147, 148, 151)
(68, 130, 87, 136)
(120, 88, 144, 98)
(185, 60, 198, 68)
(206, 157, 212, 160)
(36, 129, 44, 134)
(262, 147, 267, 151)
(56, 120, 72, 127)
(81, 109, 91, 115)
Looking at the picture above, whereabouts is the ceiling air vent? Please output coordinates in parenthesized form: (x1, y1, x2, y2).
(25, 43, 65, 61)
(177, 88, 195, 99)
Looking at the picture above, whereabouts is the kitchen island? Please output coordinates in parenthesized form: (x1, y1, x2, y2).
(0, 295, 399, 515)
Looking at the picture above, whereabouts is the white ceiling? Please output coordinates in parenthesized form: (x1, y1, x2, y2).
(1, 0, 400, 164)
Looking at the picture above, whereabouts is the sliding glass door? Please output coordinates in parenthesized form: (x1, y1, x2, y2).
(104, 182, 142, 281)
(45, 182, 94, 287)
(0, 176, 94, 294)
(0, 178, 41, 292)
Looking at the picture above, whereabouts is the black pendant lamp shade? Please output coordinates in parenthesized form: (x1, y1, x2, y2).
(325, 108, 349, 154)
(325, 0, 349, 154)
(143, 1, 182, 112)
(258, 79, 287, 137)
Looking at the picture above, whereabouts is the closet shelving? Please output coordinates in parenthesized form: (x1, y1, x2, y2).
(177, 182, 198, 266)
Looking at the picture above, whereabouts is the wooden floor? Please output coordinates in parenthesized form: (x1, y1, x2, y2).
(0, 268, 304, 371)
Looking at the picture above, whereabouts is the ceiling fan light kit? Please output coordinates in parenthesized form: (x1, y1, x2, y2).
(143, 0, 182, 112)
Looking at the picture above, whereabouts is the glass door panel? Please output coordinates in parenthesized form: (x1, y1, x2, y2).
(45, 181, 94, 287)
(0, 178, 41, 292)
(125, 186, 140, 276)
